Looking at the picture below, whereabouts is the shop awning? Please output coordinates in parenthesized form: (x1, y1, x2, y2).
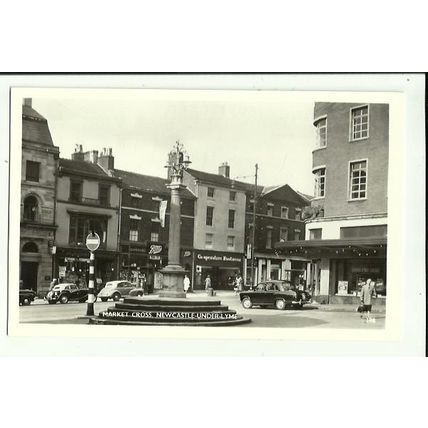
(274, 238, 387, 259)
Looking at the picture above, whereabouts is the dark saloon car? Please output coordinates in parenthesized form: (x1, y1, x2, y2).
(45, 283, 94, 304)
(239, 280, 312, 310)
(19, 289, 36, 305)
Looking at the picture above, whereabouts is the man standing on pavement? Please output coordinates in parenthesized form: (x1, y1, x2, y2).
(360, 278, 377, 323)
(205, 275, 212, 290)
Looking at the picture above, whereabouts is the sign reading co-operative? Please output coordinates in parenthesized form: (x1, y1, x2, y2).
(195, 250, 243, 266)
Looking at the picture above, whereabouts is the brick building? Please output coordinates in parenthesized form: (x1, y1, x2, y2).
(55, 147, 121, 286)
(243, 184, 309, 287)
(111, 168, 195, 293)
(20, 99, 59, 296)
(276, 102, 388, 304)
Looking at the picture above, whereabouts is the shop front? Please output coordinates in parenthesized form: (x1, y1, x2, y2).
(193, 250, 244, 291)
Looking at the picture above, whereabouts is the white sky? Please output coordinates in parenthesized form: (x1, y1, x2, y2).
(32, 91, 316, 195)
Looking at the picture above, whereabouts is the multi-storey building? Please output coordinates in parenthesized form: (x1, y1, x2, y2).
(276, 102, 388, 304)
(54, 146, 121, 286)
(183, 163, 247, 290)
(111, 168, 195, 293)
(243, 184, 309, 287)
(20, 99, 59, 296)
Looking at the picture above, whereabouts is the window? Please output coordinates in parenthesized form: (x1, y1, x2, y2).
(349, 160, 367, 199)
(351, 106, 369, 140)
(267, 203, 274, 216)
(315, 118, 327, 148)
(340, 225, 387, 239)
(294, 230, 301, 240)
(129, 219, 139, 241)
(69, 215, 107, 247)
(309, 228, 322, 240)
(266, 229, 273, 249)
(150, 232, 159, 242)
(26, 161, 40, 182)
(295, 208, 302, 220)
(228, 209, 235, 228)
(23, 195, 38, 221)
(99, 184, 110, 206)
(70, 180, 82, 202)
(227, 235, 235, 250)
(280, 227, 288, 242)
(22, 242, 38, 252)
(207, 187, 215, 198)
(281, 206, 289, 219)
(229, 191, 236, 201)
(313, 168, 326, 198)
(205, 233, 213, 248)
(206, 206, 214, 226)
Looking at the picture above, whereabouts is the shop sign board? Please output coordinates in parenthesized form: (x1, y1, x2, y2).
(86, 232, 100, 252)
(195, 250, 243, 267)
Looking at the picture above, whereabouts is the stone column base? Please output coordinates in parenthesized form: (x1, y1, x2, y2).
(158, 264, 186, 298)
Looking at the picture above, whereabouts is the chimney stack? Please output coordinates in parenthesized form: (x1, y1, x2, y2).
(98, 147, 114, 171)
(71, 144, 85, 161)
(23, 98, 32, 107)
(218, 162, 230, 178)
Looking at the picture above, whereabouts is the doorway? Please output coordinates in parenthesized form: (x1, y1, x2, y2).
(21, 261, 38, 292)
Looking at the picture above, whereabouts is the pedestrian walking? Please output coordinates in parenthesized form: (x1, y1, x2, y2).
(49, 278, 58, 291)
(205, 275, 212, 290)
(234, 273, 243, 294)
(183, 275, 191, 293)
(360, 278, 377, 322)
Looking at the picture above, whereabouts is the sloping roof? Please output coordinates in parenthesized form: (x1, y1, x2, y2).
(185, 168, 258, 192)
(296, 191, 313, 203)
(59, 158, 113, 178)
(112, 169, 196, 199)
(22, 105, 54, 146)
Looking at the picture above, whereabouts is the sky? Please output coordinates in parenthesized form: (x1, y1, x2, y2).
(32, 90, 316, 195)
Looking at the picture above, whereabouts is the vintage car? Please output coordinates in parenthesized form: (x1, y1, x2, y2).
(239, 280, 312, 310)
(45, 283, 94, 304)
(97, 280, 144, 302)
(19, 289, 36, 305)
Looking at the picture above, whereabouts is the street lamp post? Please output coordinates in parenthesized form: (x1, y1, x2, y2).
(158, 141, 191, 298)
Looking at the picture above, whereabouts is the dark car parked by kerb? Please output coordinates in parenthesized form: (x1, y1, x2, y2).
(239, 280, 312, 310)
(45, 283, 94, 304)
(19, 289, 36, 305)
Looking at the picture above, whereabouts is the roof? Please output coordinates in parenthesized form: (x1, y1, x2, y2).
(59, 158, 119, 181)
(296, 191, 313, 203)
(22, 105, 54, 146)
(112, 169, 196, 199)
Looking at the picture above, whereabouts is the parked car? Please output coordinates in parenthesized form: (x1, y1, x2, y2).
(19, 289, 36, 305)
(239, 280, 312, 310)
(45, 283, 94, 304)
(97, 280, 144, 302)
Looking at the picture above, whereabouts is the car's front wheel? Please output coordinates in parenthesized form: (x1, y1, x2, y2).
(100, 297, 108, 302)
(60, 295, 69, 304)
(112, 293, 121, 302)
(241, 297, 253, 309)
(275, 299, 286, 310)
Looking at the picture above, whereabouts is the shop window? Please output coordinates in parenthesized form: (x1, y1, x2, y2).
(266, 228, 273, 249)
(267, 203, 274, 216)
(70, 180, 83, 202)
(206, 206, 214, 226)
(227, 235, 235, 250)
(207, 187, 215, 198)
(281, 206, 289, 219)
(99, 184, 110, 206)
(26, 160, 40, 182)
(351, 105, 369, 141)
(229, 191, 236, 201)
(309, 228, 322, 240)
(315, 117, 327, 148)
(205, 233, 213, 249)
(279, 227, 288, 242)
(228, 209, 235, 228)
(349, 160, 367, 199)
(313, 168, 325, 198)
(23, 195, 39, 221)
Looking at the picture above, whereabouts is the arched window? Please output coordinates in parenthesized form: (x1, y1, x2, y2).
(22, 242, 38, 252)
(23, 195, 38, 221)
